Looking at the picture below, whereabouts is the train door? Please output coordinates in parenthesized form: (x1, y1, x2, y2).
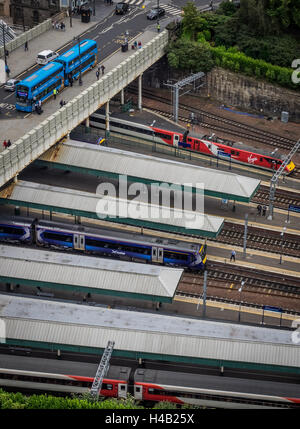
(173, 134, 180, 147)
(118, 383, 127, 399)
(73, 234, 85, 250)
(134, 385, 143, 400)
(152, 247, 164, 263)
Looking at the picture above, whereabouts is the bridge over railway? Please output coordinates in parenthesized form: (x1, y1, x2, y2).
(0, 29, 169, 188)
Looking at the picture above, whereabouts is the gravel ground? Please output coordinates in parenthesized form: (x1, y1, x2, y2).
(135, 88, 300, 164)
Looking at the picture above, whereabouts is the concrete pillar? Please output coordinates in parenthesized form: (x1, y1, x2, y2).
(85, 117, 90, 127)
(138, 73, 143, 111)
(120, 88, 124, 105)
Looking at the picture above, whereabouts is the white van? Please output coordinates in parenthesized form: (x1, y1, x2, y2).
(36, 50, 59, 65)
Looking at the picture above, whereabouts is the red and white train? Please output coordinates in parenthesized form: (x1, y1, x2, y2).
(89, 112, 295, 174)
(1, 363, 300, 409)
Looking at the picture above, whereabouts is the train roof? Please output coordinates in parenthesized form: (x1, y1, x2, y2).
(1, 355, 299, 399)
(0, 180, 223, 238)
(201, 134, 285, 160)
(0, 354, 130, 380)
(39, 138, 260, 202)
(0, 216, 35, 227)
(0, 245, 183, 302)
(37, 219, 201, 252)
(135, 368, 300, 398)
(0, 295, 299, 372)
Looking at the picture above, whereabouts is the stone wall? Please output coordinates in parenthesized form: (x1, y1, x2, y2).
(205, 67, 300, 123)
(143, 57, 300, 123)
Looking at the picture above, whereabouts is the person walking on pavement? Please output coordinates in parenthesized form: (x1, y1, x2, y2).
(24, 41, 28, 51)
(3, 140, 7, 149)
(262, 205, 267, 216)
(101, 64, 105, 75)
(53, 88, 57, 100)
(157, 23, 160, 32)
(230, 250, 236, 262)
(257, 204, 262, 215)
(5, 64, 10, 77)
(7, 139, 11, 147)
(96, 69, 100, 80)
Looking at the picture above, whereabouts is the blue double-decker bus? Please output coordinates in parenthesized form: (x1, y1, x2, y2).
(55, 39, 97, 86)
(15, 62, 64, 112)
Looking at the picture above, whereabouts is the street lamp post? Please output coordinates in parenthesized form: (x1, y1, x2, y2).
(2, 23, 7, 66)
(279, 227, 286, 264)
(74, 36, 82, 85)
(238, 281, 245, 322)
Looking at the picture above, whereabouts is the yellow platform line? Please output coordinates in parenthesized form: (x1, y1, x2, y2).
(174, 295, 299, 322)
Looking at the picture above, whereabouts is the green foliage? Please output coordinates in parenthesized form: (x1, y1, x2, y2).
(216, 1, 238, 16)
(0, 389, 145, 409)
(167, 0, 300, 90)
(166, 39, 215, 73)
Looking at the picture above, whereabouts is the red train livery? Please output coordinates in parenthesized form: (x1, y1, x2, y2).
(89, 113, 295, 174)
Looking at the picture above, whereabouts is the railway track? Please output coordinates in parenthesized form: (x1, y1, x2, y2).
(177, 261, 300, 314)
(127, 86, 297, 151)
(253, 185, 300, 209)
(215, 221, 300, 258)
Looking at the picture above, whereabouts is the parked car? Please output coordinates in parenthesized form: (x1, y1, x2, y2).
(146, 7, 165, 20)
(4, 78, 20, 91)
(36, 50, 59, 65)
(115, 2, 129, 14)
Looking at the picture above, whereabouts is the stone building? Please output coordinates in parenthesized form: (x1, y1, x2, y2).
(10, 0, 60, 27)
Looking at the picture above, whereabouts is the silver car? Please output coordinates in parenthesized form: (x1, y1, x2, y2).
(4, 78, 20, 91)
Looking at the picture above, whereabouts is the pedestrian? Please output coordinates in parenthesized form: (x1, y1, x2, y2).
(257, 204, 262, 215)
(7, 139, 11, 147)
(134, 40, 137, 49)
(59, 99, 66, 108)
(5, 64, 10, 77)
(101, 64, 105, 75)
(5, 49, 9, 58)
(24, 41, 28, 51)
(230, 250, 236, 262)
(262, 205, 267, 216)
(53, 88, 57, 99)
(209, 0, 213, 10)
(138, 41, 142, 49)
(52, 21, 56, 30)
(3, 140, 7, 149)
(96, 69, 100, 80)
(157, 23, 160, 32)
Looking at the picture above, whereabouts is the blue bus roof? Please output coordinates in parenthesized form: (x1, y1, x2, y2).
(56, 39, 97, 64)
(19, 62, 63, 88)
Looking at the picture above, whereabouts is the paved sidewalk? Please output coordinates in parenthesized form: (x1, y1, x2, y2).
(2, 4, 116, 81)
